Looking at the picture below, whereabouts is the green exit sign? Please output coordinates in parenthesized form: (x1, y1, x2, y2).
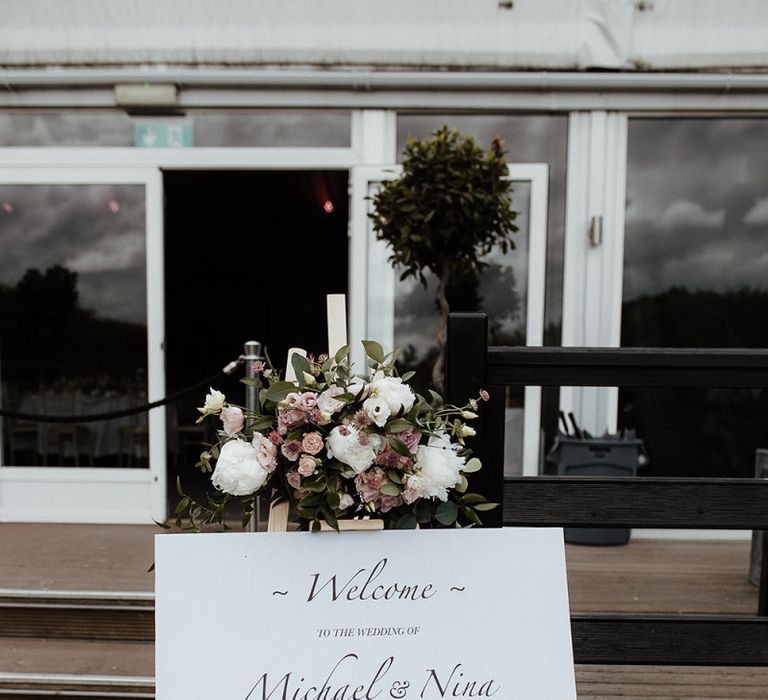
(134, 120, 193, 148)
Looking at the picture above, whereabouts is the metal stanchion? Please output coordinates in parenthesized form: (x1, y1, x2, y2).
(243, 340, 264, 532)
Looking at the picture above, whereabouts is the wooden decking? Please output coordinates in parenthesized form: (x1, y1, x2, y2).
(1, 524, 767, 698)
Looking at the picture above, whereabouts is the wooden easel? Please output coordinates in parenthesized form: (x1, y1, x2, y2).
(266, 294, 384, 533)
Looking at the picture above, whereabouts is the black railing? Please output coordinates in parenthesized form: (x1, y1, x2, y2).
(445, 312, 768, 666)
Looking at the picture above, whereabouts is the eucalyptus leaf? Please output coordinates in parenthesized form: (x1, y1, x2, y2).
(386, 469, 403, 484)
(361, 340, 385, 364)
(436, 500, 459, 526)
(265, 381, 296, 403)
(334, 345, 350, 364)
(461, 493, 486, 504)
(462, 506, 482, 526)
(395, 513, 418, 529)
(389, 437, 412, 457)
(414, 500, 433, 522)
(428, 389, 444, 407)
(379, 482, 401, 497)
(385, 418, 413, 434)
(462, 457, 482, 473)
(175, 497, 190, 514)
(291, 353, 312, 384)
(474, 502, 500, 511)
(249, 415, 275, 431)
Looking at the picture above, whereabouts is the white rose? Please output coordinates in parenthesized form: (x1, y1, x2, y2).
(326, 425, 382, 474)
(403, 433, 464, 503)
(363, 396, 391, 427)
(368, 376, 415, 416)
(346, 381, 369, 401)
(200, 388, 226, 413)
(211, 438, 269, 496)
(220, 406, 244, 436)
(317, 385, 346, 415)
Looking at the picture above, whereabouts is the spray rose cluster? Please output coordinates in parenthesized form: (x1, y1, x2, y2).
(177, 342, 494, 531)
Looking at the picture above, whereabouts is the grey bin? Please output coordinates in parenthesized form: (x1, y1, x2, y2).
(547, 436, 645, 546)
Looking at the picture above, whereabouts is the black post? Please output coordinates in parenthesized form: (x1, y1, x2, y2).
(446, 313, 503, 527)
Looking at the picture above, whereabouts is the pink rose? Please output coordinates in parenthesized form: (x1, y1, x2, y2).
(301, 431, 324, 455)
(299, 392, 318, 412)
(278, 408, 305, 434)
(281, 440, 302, 461)
(379, 495, 403, 513)
(220, 406, 244, 437)
(298, 454, 317, 477)
(286, 470, 301, 490)
(251, 431, 278, 473)
(355, 467, 386, 503)
(284, 392, 302, 408)
(309, 407, 331, 426)
(396, 428, 422, 455)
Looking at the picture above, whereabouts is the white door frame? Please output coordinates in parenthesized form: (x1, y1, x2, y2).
(560, 111, 628, 437)
(0, 165, 166, 523)
(349, 163, 550, 476)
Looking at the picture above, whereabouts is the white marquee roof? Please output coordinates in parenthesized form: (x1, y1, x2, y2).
(1, 0, 767, 72)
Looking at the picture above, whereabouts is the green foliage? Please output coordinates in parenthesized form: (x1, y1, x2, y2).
(368, 126, 518, 286)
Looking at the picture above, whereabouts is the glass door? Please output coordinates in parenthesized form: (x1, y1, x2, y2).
(620, 117, 768, 480)
(350, 164, 549, 476)
(0, 166, 165, 523)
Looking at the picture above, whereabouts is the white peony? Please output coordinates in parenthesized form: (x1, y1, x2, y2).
(368, 376, 415, 417)
(211, 438, 269, 496)
(326, 425, 383, 474)
(403, 433, 465, 503)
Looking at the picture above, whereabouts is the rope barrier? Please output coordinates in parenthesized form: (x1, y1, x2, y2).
(0, 357, 244, 424)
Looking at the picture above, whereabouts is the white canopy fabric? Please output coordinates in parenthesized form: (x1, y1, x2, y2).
(1, 0, 766, 72)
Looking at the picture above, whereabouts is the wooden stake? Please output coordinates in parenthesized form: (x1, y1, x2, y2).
(326, 294, 348, 358)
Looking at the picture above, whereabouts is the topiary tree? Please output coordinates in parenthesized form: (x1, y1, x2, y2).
(368, 126, 518, 389)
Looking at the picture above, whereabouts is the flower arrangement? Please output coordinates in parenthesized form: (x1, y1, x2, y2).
(175, 341, 496, 531)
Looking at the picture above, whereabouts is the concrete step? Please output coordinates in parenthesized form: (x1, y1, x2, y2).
(0, 589, 154, 642)
(0, 637, 154, 697)
(0, 672, 154, 698)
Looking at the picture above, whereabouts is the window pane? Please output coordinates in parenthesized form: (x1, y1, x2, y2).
(0, 184, 148, 467)
(622, 118, 768, 477)
(0, 112, 134, 146)
(0, 110, 351, 148)
(191, 111, 351, 147)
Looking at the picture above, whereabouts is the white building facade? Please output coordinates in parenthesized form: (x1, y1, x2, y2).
(1, 0, 768, 524)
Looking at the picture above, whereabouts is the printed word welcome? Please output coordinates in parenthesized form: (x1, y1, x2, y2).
(307, 558, 437, 603)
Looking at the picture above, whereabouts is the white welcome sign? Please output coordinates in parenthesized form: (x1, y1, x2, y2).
(155, 529, 576, 699)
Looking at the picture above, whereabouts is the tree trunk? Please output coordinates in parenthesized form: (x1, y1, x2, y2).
(432, 263, 452, 391)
